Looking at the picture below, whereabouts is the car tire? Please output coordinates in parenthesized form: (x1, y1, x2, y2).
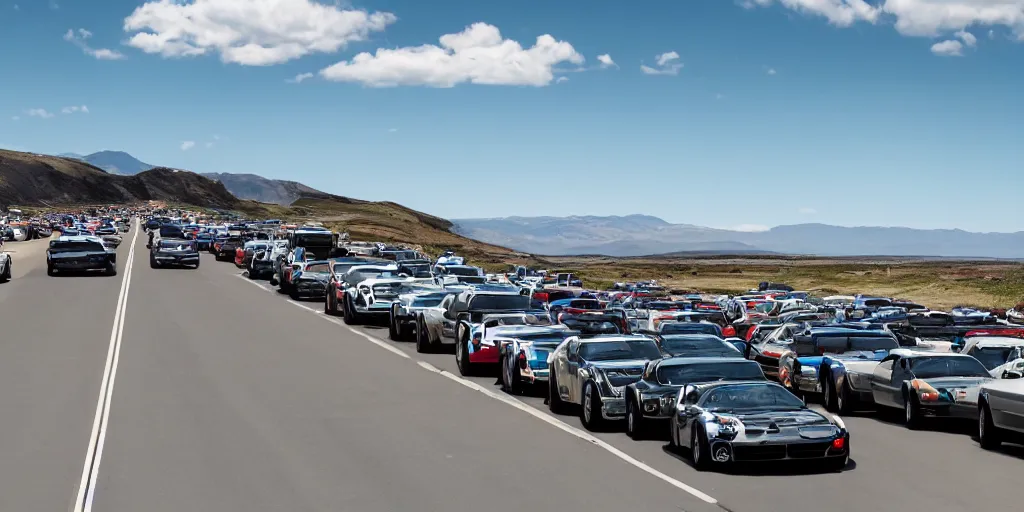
(193, 258, 200, 269)
(626, 397, 645, 440)
(979, 402, 1003, 450)
(823, 375, 838, 413)
(502, 352, 523, 395)
(415, 315, 432, 353)
(388, 306, 401, 341)
(904, 393, 922, 430)
(691, 426, 710, 470)
(47, 264, 56, 276)
(455, 326, 474, 377)
(837, 377, 854, 415)
(342, 294, 357, 325)
(580, 381, 604, 431)
(825, 453, 849, 472)
(106, 263, 117, 276)
(0, 261, 10, 282)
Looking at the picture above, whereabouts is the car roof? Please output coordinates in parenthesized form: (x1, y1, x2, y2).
(55, 235, 103, 243)
(890, 349, 971, 358)
(578, 335, 655, 344)
(659, 356, 757, 366)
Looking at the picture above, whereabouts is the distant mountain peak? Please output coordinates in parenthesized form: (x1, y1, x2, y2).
(57, 150, 155, 175)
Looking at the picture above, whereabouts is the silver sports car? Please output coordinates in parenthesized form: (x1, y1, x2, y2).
(669, 380, 849, 471)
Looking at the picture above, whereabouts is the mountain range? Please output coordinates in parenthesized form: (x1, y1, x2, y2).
(452, 215, 1024, 259)
(55, 151, 327, 205)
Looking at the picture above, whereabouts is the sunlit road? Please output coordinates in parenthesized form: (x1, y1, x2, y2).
(1, 227, 1022, 512)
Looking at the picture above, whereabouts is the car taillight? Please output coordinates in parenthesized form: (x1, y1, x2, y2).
(518, 350, 528, 370)
(831, 437, 845, 450)
(723, 326, 736, 337)
(763, 350, 783, 358)
(920, 392, 939, 401)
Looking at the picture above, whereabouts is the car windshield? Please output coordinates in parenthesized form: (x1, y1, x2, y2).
(910, 356, 990, 379)
(49, 240, 105, 252)
(660, 323, 722, 336)
(660, 335, 741, 357)
(847, 336, 898, 352)
(412, 296, 445, 307)
(701, 383, 804, 411)
(294, 233, 334, 247)
(658, 362, 763, 386)
(580, 340, 662, 361)
(304, 263, 330, 273)
(517, 332, 575, 345)
(159, 239, 191, 248)
(967, 346, 1015, 370)
(445, 266, 481, 276)
(470, 294, 531, 311)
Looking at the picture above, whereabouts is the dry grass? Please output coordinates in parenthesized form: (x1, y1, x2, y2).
(108, 196, 1024, 311)
(543, 256, 1024, 310)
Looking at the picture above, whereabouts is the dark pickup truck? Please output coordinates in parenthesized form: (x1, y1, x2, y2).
(46, 236, 117, 276)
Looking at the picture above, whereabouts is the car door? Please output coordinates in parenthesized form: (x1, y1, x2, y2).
(565, 339, 582, 403)
(871, 355, 899, 407)
(441, 296, 459, 340)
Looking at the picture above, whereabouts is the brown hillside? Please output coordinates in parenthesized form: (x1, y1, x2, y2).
(0, 149, 238, 209)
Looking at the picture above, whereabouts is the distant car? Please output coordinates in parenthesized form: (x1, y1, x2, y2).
(46, 236, 117, 276)
(669, 380, 849, 471)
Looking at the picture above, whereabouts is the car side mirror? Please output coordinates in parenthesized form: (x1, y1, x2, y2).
(1003, 370, 1022, 380)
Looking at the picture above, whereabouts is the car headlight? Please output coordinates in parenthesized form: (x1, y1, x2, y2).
(801, 366, 817, 376)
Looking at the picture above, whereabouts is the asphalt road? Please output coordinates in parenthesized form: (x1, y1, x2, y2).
(2, 227, 1021, 512)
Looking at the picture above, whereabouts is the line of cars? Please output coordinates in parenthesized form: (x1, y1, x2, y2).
(41, 211, 134, 277)
(195, 226, 1024, 468)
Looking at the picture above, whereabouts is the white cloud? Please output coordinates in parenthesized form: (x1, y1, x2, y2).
(641, 51, 683, 75)
(61, 105, 89, 114)
(732, 224, 771, 232)
(205, 142, 214, 148)
(287, 72, 314, 84)
(320, 22, 584, 87)
(555, 76, 569, 83)
(26, 108, 54, 119)
(989, 29, 996, 39)
(388, 128, 398, 133)
(64, 28, 126, 60)
(13, 4, 19, 10)
(931, 39, 964, 56)
(123, 0, 397, 66)
(180, 140, 195, 151)
(597, 54, 616, 68)
(748, 0, 1024, 45)
(767, 67, 778, 75)
(798, 207, 817, 214)
(955, 29, 977, 46)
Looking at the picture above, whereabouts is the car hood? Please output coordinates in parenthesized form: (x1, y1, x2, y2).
(590, 360, 648, 371)
(730, 408, 833, 428)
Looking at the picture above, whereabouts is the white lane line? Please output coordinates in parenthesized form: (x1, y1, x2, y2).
(234, 274, 410, 359)
(72, 223, 139, 512)
(232, 272, 717, 504)
(418, 362, 718, 504)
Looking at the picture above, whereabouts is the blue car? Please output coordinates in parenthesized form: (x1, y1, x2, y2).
(777, 327, 899, 400)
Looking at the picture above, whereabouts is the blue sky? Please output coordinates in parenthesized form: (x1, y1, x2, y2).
(1, 0, 1022, 233)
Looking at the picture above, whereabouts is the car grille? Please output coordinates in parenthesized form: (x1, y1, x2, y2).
(731, 441, 833, 462)
(372, 285, 398, 300)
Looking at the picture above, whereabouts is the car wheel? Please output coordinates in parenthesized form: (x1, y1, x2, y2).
(342, 294, 357, 325)
(47, 264, 56, 276)
(106, 263, 117, 276)
(502, 352, 522, 395)
(388, 306, 400, 340)
(837, 377, 854, 415)
(691, 426, 710, 470)
(822, 377, 835, 412)
(904, 393, 922, 430)
(580, 381, 603, 431)
(415, 315, 432, 354)
(626, 398, 645, 440)
(825, 453, 849, 472)
(193, 258, 200, 269)
(455, 327, 474, 376)
(979, 402, 1002, 450)
(0, 261, 10, 282)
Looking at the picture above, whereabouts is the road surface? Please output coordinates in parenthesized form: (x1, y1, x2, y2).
(0, 225, 1019, 512)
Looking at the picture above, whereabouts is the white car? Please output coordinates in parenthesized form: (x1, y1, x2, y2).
(961, 336, 1024, 378)
(0, 245, 11, 282)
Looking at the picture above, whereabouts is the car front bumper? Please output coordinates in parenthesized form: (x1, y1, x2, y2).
(154, 252, 199, 264)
